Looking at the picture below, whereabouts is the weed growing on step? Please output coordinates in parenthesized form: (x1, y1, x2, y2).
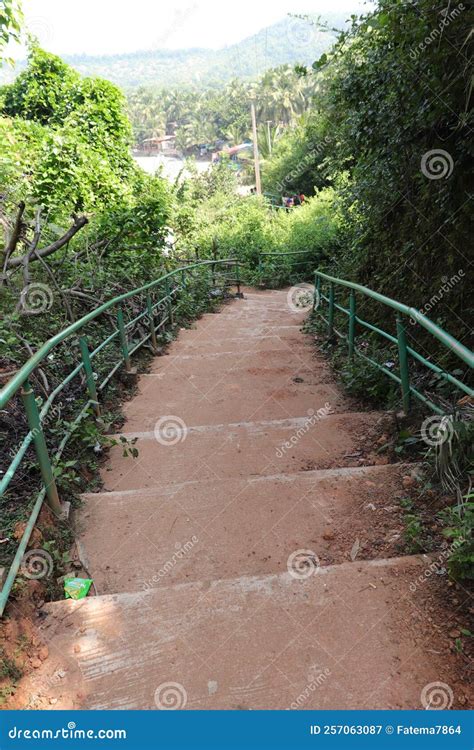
(438, 498, 474, 581)
(400, 497, 431, 554)
(0, 648, 22, 706)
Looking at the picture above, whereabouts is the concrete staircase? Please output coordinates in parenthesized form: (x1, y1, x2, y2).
(22, 289, 445, 710)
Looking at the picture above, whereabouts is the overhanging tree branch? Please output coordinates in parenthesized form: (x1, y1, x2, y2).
(6, 214, 89, 269)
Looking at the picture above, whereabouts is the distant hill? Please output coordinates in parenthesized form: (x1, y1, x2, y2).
(0, 15, 346, 89)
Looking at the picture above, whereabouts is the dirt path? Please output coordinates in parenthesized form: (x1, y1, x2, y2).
(14, 288, 467, 710)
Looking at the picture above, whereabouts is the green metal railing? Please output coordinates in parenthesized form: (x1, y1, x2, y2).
(0, 259, 241, 616)
(314, 270, 473, 415)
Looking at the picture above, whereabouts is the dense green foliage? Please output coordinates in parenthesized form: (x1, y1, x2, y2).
(0, 47, 141, 215)
(262, 0, 472, 356)
(0, 0, 22, 63)
(171, 157, 340, 278)
(0, 46, 171, 360)
(127, 65, 317, 151)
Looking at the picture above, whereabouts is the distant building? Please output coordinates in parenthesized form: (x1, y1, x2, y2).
(140, 135, 177, 155)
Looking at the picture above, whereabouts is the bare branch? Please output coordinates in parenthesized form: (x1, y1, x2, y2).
(21, 207, 42, 288)
(1, 201, 26, 278)
(34, 251, 76, 324)
(7, 214, 89, 269)
(15, 334, 50, 396)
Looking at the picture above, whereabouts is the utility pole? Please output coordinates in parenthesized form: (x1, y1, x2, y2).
(250, 101, 262, 195)
(266, 120, 272, 155)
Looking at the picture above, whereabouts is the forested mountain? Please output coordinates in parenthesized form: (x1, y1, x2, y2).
(0, 15, 346, 88)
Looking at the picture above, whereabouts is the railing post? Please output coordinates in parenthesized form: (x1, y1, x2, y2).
(146, 292, 159, 352)
(79, 336, 100, 417)
(165, 279, 174, 325)
(396, 314, 410, 414)
(21, 380, 62, 516)
(181, 269, 186, 289)
(348, 290, 356, 358)
(117, 306, 132, 372)
(313, 272, 321, 311)
(235, 261, 242, 297)
(328, 282, 335, 337)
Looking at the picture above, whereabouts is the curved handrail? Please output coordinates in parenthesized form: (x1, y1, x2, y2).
(316, 271, 473, 369)
(0, 258, 240, 616)
(0, 259, 237, 408)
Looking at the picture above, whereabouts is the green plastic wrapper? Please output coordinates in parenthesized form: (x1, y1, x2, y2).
(64, 576, 93, 600)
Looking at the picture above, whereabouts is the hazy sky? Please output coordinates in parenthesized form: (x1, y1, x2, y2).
(7, 0, 369, 58)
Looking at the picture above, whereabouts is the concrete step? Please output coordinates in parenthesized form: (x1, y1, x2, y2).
(100, 411, 387, 491)
(145, 351, 331, 384)
(165, 332, 314, 355)
(28, 555, 442, 710)
(120, 376, 348, 431)
(78, 464, 406, 595)
(175, 323, 307, 343)
(145, 354, 331, 383)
